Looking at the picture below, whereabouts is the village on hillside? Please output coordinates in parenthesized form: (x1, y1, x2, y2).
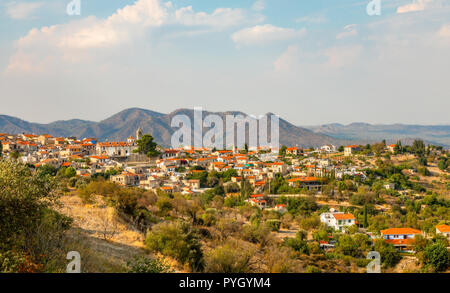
(0, 128, 449, 273)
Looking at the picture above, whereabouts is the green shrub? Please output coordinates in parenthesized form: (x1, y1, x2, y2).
(241, 224, 271, 245)
(145, 221, 204, 272)
(265, 219, 281, 232)
(424, 242, 449, 272)
(284, 237, 309, 255)
(126, 256, 173, 273)
(205, 243, 253, 273)
(374, 239, 401, 268)
(305, 265, 321, 273)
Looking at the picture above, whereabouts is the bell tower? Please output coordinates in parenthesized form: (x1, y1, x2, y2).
(136, 127, 143, 140)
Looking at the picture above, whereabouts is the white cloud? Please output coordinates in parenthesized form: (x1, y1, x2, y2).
(6, 0, 263, 73)
(397, 0, 435, 13)
(295, 15, 327, 24)
(175, 6, 258, 28)
(252, 0, 265, 11)
(273, 45, 300, 72)
(231, 24, 306, 46)
(6, 1, 43, 20)
(336, 24, 358, 40)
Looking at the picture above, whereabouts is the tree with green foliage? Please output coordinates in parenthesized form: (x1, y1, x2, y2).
(9, 150, 20, 160)
(374, 239, 401, 268)
(279, 145, 287, 156)
(418, 156, 427, 166)
(265, 219, 281, 232)
(287, 197, 318, 216)
(411, 140, 425, 156)
(64, 166, 76, 178)
(145, 221, 204, 272)
(134, 134, 160, 157)
(394, 141, 403, 154)
(37, 164, 59, 177)
(0, 142, 2, 157)
(438, 158, 448, 171)
(424, 242, 449, 272)
(284, 232, 309, 255)
(0, 159, 71, 271)
(336, 235, 362, 257)
(363, 205, 369, 228)
(205, 242, 253, 273)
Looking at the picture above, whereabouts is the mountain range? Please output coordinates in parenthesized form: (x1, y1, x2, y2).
(0, 108, 449, 148)
(304, 123, 450, 148)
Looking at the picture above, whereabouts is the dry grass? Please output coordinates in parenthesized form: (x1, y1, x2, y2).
(54, 193, 149, 272)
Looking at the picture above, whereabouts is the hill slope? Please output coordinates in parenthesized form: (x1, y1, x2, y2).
(304, 123, 450, 147)
(0, 108, 344, 147)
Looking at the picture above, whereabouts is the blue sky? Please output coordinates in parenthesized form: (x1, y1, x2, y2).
(0, 0, 449, 125)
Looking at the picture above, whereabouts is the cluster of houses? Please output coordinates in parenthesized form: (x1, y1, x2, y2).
(1, 128, 421, 202)
(1, 130, 449, 253)
(1, 129, 371, 198)
(318, 209, 450, 251)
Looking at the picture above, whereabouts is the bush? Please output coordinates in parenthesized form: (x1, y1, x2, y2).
(356, 258, 371, 268)
(284, 237, 309, 255)
(145, 221, 204, 272)
(0, 160, 60, 251)
(305, 265, 321, 273)
(241, 224, 271, 246)
(200, 211, 217, 227)
(424, 242, 449, 272)
(374, 239, 401, 268)
(335, 235, 362, 257)
(156, 198, 174, 217)
(126, 256, 172, 273)
(0, 160, 71, 272)
(298, 215, 320, 230)
(265, 219, 281, 232)
(205, 242, 253, 273)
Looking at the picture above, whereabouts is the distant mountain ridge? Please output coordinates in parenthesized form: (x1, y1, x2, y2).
(1, 108, 448, 148)
(0, 108, 344, 148)
(304, 123, 450, 148)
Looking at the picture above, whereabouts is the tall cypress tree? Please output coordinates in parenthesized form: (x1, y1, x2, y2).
(363, 205, 368, 228)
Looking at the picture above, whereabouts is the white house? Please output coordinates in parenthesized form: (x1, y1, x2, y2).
(320, 212, 356, 231)
(436, 225, 450, 239)
(380, 228, 422, 251)
(344, 145, 361, 156)
(321, 145, 336, 153)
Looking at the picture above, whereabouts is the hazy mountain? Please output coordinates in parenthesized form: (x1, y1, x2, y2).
(304, 123, 450, 147)
(2, 109, 448, 148)
(0, 108, 345, 147)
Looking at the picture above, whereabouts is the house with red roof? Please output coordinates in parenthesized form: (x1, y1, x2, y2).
(320, 211, 356, 231)
(436, 224, 450, 239)
(344, 145, 361, 156)
(380, 228, 422, 250)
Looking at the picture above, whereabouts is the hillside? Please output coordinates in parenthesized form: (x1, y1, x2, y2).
(0, 108, 345, 148)
(305, 123, 450, 147)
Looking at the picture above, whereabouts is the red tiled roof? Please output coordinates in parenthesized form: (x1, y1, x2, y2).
(380, 228, 421, 235)
(436, 224, 450, 233)
(333, 213, 355, 220)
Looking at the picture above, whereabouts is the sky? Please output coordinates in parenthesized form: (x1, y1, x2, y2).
(0, 0, 449, 125)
